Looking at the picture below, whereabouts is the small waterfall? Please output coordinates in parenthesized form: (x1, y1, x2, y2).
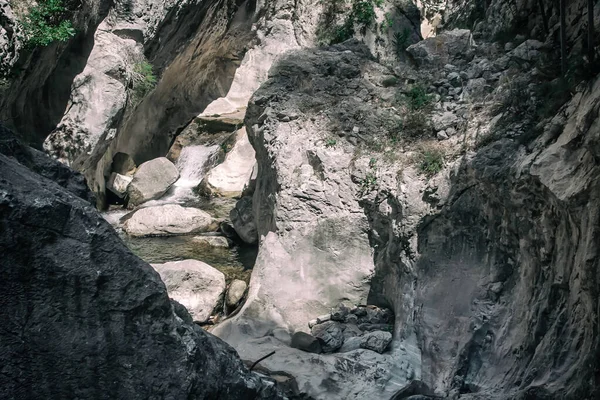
(175, 145, 219, 188)
(143, 145, 219, 207)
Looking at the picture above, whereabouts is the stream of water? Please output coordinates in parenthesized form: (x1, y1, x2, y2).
(103, 144, 254, 281)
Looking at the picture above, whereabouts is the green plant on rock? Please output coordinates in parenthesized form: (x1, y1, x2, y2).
(317, 0, 383, 45)
(359, 172, 378, 195)
(131, 61, 157, 102)
(404, 84, 433, 110)
(325, 138, 337, 147)
(392, 28, 411, 57)
(417, 148, 444, 176)
(20, 0, 76, 47)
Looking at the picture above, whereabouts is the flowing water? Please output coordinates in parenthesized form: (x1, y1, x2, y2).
(102, 143, 255, 282)
(143, 145, 219, 207)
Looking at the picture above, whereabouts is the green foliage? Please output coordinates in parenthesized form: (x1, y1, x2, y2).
(359, 172, 378, 195)
(131, 61, 157, 101)
(404, 84, 433, 110)
(325, 138, 337, 147)
(380, 12, 394, 33)
(392, 28, 411, 57)
(418, 148, 444, 176)
(20, 0, 76, 47)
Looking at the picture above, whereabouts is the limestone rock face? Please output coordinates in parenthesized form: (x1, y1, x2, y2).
(123, 204, 214, 237)
(151, 260, 226, 323)
(0, 150, 284, 400)
(126, 157, 179, 207)
(198, 128, 256, 197)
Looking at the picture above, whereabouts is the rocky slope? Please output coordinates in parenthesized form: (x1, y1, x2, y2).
(0, 128, 285, 399)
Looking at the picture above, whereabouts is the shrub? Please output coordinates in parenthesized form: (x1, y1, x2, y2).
(392, 28, 411, 57)
(20, 0, 76, 47)
(131, 61, 157, 101)
(417, 148, 444, 176)
(325, 138, 337, 147)
(404, 84, 433, 110)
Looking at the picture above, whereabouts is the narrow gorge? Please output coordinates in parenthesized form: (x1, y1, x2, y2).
(1, 0, 599, 399)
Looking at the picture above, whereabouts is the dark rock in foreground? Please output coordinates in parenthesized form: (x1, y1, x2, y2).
(0, 152, 282, 399)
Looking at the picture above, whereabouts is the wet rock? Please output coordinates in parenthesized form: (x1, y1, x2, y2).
(290, 332, 322, 354)
(311, 321, 344, 353)
(127, 157, 179, 207)
(230, 195, 258, 244)
(193, 235, 230, 248)
(151, 260, 226, 323)
(226, 279, 248, 308)
(106, 172, 132, 198)
(360, 331, 392, 354)
(123, 204, 215, 237)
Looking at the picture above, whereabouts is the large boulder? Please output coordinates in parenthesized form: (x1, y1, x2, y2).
(0, 152, 283, 399)
(0, 124, 95, 203)
(127, 157, 179, 207)
(151, 260, 226, 323)
(230, 195, 258, 244)
(123, 204, 215, 237)
(197, 128, 256, 197)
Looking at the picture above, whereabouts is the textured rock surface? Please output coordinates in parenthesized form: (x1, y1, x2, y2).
(151, 260, 226, 323)
(360, 331, 392, 354)
(230, 195, 258, 244)
(123, 204, 214, 237)
(226, 279, 248, 308)
(214, 36, 600, 399)
(198, 128, 256, 197)
(290, 332, 322, 354)
(0, 150, 284, 399)
(126, 157, 179, 207)
(0, 124, 95, 203)
(311, 321, 344, 353)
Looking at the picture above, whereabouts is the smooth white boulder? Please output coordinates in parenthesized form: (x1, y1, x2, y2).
(197, 128, 255, 197)
(127, 157, 179, 207)
(151, 260, 226, 322)
(123, 204, 215, 237)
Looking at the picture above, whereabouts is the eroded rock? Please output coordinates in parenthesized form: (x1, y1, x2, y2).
(311, 321, 344, 353)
